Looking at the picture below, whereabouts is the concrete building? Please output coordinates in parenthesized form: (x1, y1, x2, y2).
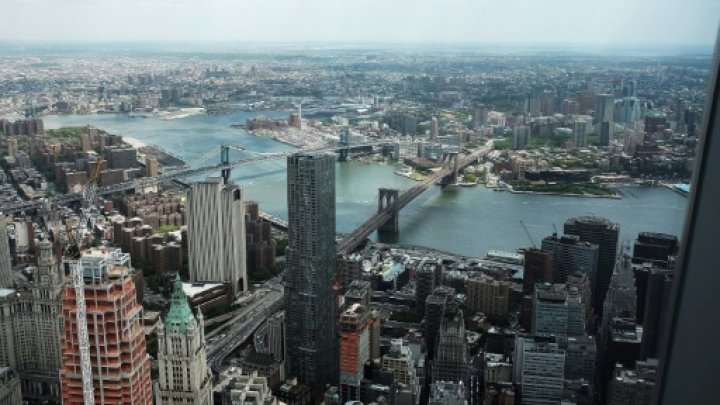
(103, 145, 137, 169)
(466, 275, 510, 322)
(595, 94, 615, 125)
(187, 177, 247, 295)
(339, 303, 372, 402)
(244, 201, 275, 272)
(60, 248, 152, 404)
(0, 220, 12, 288)
(430, 117, 439, 142)
(155, 276, 213, 405)
(284, 153, 338, 399)
(532, 283, 586, 338)
(145, 157, 159, 177)
(540, 234, 599, 288)
(382, 339, 417, 390)
(565, 216, 619, 319)
(424, 292, 447, 361)
(0, 239, 63, 401)
(0, 368, 21, 405)
(513, 336, 565, 405)
(214, 367, 277, 405)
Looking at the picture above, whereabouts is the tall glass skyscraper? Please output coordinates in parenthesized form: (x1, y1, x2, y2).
(285, 153, 338, 398)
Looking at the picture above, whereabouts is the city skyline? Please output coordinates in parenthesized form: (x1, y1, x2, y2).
(0, 0, 717, 46)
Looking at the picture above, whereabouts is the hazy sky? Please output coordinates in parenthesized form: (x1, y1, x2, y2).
(1, 0, 718, 46)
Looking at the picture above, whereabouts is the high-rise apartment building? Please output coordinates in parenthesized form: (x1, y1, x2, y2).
(284, 153, 338, 399)
(595, 94, 615, 125)
(564, 216, 619, 318)
(540, 234, 599, 285)
(155, 275, 213, 405)
(60, 248, 152, 404)
(187, 177, 247, 295)
(339, 303, 372, 402)
(513, 336, 565, 405)
(0, 220, 12, 289)
(0, 239, 63, 400)
(466, 275, 510, 322)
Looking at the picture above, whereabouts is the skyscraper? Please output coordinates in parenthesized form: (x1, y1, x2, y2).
(0, 219, 12, 289)
(187, 177, 247, 295)
(155, 276, 213, 405)
(431, 309, 468, 385)
(564, 216, 620, 320)
(60, 248, 152, 404)
(532, 283, 586, 338)
(285, 153, 338, 399)
(595, 94, 615, 125)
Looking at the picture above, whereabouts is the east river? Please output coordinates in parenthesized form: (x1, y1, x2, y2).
(41, 111, 688, 257)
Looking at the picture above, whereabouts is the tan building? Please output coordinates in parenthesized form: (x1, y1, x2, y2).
(467, 275, 510, 322)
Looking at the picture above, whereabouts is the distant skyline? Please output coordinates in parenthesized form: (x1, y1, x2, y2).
(0, 0, 718, 46)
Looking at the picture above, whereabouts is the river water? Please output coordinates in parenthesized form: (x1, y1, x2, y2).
(41, 112, 688, 257)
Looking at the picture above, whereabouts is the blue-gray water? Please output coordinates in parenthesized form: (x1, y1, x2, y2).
(41, 112, 688, 257)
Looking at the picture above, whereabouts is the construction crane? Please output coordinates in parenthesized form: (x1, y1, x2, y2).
(61, 157, 102, 404)
(520, 220, 536, 248)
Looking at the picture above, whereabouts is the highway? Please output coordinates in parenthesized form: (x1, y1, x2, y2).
(205, 279, 284, 374)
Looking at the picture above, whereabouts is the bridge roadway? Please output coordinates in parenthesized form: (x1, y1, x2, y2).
(336, 142, 493, 255)
(2, 141, 387, 215)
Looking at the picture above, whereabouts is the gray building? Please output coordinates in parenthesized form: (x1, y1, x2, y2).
(187, 177, 247, 295)
(540, 234, 599, 285)
(532, 283, 586, 338)
(415, 259, 443, 316)
(284, 153, 338, 400)
(564, 336, 596, 382)
(595, 94, 615, 125)
(513, 336, 565, 405)
(155, 276, 213, 405)
(606, 359, 657, 405)
(565, 216, 620, 319)
(513, 125, 531, 150)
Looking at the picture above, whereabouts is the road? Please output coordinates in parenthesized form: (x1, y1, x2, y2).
(205, 278, 284, 373)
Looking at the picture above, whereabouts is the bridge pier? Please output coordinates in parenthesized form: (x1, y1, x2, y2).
(378, 188, 399, 233)
(439, 151, 459, 186)
(220, 145, 231, 184)
(338, 148, 348, 161)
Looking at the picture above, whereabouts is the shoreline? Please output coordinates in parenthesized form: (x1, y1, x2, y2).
(502, 184, 621, 199)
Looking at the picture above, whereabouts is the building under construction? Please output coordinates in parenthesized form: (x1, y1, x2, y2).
(60, 247, 152, 404)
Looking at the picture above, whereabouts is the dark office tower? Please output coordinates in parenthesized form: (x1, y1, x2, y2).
(595, 94, 615, 125)
(285, 153, 338, 400)
(639, 268, 674, 360)
(415, 259, 443, 316)
(565, 216, 619, 320)
(0, 219, 12, 288)
(632, 232, 678, 266)
(540, 234, 598, 285)
(523, 248, 553, 294)
(600, 121, 612, 146)
(424, 293, 447, 361)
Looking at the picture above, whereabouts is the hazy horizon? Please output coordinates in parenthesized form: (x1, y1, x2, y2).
(0, 0, 717, 47)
